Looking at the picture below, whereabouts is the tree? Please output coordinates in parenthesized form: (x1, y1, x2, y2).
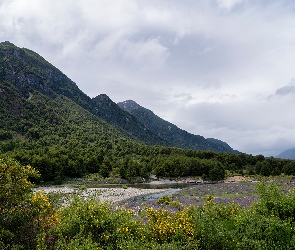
(208, 161, 225, 181)
(99, 157, 112, 178)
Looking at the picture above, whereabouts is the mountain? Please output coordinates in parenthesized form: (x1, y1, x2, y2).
(0, 41, 167, 146)
(118, 100, 239, 153)
(0, 41, 238, 153)
(277, 148, 295, 160)
(0, 41, 163, 180)
(0, 41, 92, 108)
(0, 41, 247, 182)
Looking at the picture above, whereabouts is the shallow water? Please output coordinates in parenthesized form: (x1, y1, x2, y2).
(131, 188, 181, 201)
(84, 182, 197, 189)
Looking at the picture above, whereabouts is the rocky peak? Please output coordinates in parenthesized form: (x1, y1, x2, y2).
(117, 100, 142, 113)
(0, 41, 15, 46)
(93, 94, 111, 102)
(92, 94, 115, 108)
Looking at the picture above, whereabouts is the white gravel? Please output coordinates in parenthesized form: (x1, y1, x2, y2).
(34, 186, 172, 203)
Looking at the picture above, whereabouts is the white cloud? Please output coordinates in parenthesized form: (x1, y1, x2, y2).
(120, 38, 170, 69)
(215, 0, 245, 11)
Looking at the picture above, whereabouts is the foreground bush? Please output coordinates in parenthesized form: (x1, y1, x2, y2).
(0, 158, 58, 249)
(38, 198, 145, 249)
(38, 198, 198, 249)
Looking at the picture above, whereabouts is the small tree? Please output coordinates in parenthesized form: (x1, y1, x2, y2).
(208, 162, 225, 181)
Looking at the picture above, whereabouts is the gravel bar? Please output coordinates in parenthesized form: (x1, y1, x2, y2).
(34, 186, 177, 203)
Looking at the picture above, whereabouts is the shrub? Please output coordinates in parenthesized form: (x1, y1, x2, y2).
(0, 158, 58, 249)
(254, 181, 295, 221)
(145, 207, 195, 244)
(40, 197, 146, 249)
(191, 197, 239, 249)
(156, 195, 173, 205)
(233, 209, 295, 249)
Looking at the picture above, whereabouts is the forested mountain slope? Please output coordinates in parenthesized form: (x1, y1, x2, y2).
(118, 100, 239, 153)
(0, 41, 156, 180)
(92, 94, 166, 145)
(3, 41, 287, 182)
(0, 41, 166, 146)
(0, 41, 240, 153)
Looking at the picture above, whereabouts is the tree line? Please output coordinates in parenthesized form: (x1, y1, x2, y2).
(1, 135, 295, 183)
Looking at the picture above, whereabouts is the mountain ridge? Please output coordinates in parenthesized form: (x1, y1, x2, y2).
(0, 42, 166, 145)
(91, 94, 166, 145)
(0, 41, 239, 154)
(118, 100, 239, 153)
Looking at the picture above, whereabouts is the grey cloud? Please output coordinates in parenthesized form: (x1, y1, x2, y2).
(169, 96, 295, 156)
(275, 79, 295, 96)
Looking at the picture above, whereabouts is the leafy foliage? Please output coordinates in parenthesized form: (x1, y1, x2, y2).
(0, 158, 58, 249)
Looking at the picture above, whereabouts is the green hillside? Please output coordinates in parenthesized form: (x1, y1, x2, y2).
(0, 82, 134, 180)
(0, 42, 151, 181)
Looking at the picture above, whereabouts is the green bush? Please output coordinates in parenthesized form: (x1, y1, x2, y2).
(233, 209, 295, 249)
(156, 195, 173, 205)
(254, 181, 295, 221)
(40, 197, 146, 249)
(0, 158, 57, 249)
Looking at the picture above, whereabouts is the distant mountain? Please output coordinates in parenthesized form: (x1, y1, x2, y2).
(206, 138, 236, 152)
(118, 100, 239, 153)
(277, 148, 295, 160)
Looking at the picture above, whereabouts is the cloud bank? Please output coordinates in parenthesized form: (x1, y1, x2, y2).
(1, 0, 295, 156)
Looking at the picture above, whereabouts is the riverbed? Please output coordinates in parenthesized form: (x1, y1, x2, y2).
(34, 186, 180, 203)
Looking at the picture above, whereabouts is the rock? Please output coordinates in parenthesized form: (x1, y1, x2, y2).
(0, 41, 15, 46)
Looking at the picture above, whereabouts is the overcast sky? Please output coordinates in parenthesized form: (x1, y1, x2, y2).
(1, 0, 295, 156)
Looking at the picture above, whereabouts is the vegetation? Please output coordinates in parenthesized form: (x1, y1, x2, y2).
(0, 158, 58, 249)
(0, 82, 293, 183)
(3, 159, 295, 249)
